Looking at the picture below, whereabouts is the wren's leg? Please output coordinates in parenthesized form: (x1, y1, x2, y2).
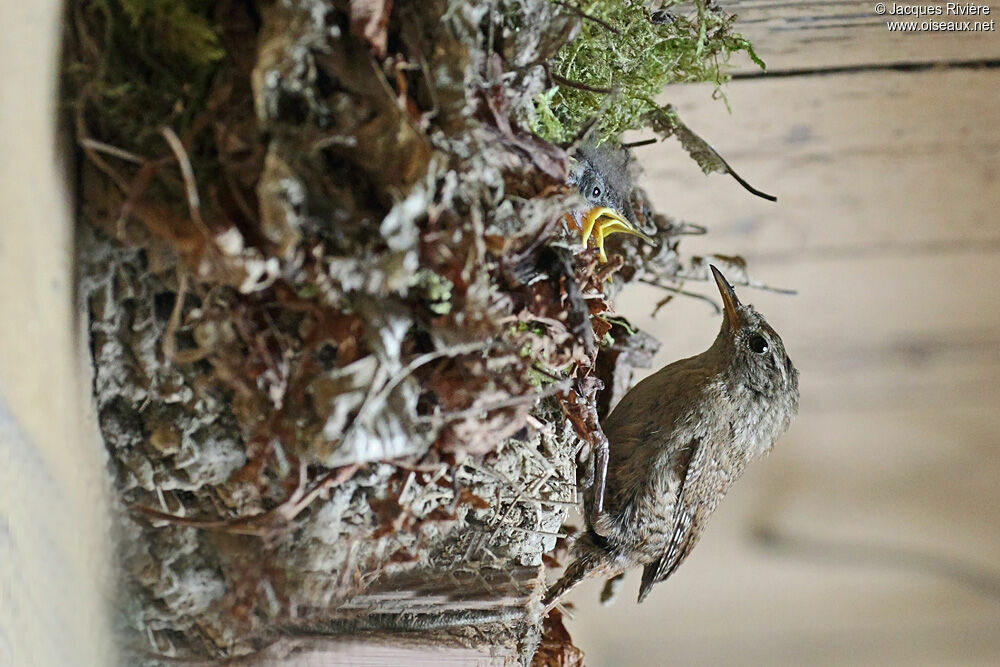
(569, 377, 612, 534)
(591, 430, 608, 517)
(585, 419, 613, 537)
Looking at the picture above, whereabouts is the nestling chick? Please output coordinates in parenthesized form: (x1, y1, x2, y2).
(566, 142, 653, 262)
(545, 266, 799, 608)
(568, 142, 638, 225)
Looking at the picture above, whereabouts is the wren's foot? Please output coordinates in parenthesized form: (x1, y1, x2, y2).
(579, 206, 654, 262)
(600, 572, 627, 605)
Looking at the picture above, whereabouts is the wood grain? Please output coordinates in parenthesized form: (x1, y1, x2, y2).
(0, 2, 113, 666)
(723, 0, 1000, 72)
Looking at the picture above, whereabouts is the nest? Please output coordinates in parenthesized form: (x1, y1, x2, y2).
(67, 0, 773, 662)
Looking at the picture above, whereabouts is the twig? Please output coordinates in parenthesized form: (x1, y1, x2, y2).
(75, 86, 130, 193)
(552, 1, 621, 34)
(162, 268, 189, 362)
(505, 525, 564, 539)
(621, 138, 658, 149)
(724, 160, 778, 202)
(160, 126, 208, 232)
(670, 271, 798, 296)
(78, 138, 146, 165)
(547, 68, 615, 95)
(417, 379, 571, 425)
(530, 363, 568, 384)
(355, 341, 492, 428)
(640, 278, 722, 315)
(661, 220, 708, 236)
(132, 464, 360, 535)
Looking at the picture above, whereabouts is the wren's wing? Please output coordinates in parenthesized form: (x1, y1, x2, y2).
(599, 360, 703, 530)
(637, 419, 733, 603)
(637, 442, 703, 603)
(637, 512, 701, 603)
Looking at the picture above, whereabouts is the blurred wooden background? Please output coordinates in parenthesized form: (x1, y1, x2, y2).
(568, 1, 1000, 665)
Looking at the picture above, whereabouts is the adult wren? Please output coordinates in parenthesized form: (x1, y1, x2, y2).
(566, 142, 654, 262)
(545, 266, 799, 608)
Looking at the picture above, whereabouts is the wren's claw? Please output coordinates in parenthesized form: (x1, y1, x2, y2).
(579, 207, 655, 262)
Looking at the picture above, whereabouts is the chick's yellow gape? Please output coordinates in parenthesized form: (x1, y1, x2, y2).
(578, 206, 655, 262)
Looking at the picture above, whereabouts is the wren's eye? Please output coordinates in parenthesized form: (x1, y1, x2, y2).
(748, 334, 768, 354)
(591, 186, 601, 198)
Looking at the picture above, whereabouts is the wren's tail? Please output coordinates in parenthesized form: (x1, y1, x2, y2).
(542, 532, 616, 612)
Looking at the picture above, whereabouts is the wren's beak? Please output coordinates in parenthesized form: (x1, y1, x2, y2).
(710, 265, 742, 329)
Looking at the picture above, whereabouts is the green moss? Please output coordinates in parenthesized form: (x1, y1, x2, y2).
(116, 0, 225, 67)
(534, 0, 763, 145)
(69, 0, 224, 156)
(295, 283, 321, 300)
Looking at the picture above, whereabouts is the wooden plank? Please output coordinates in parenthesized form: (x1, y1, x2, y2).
(724, 0, 1000, 72)
(630, 68, 1000, 258)
(0, 2, 113, 666)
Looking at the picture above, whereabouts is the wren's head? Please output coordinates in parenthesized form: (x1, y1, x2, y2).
(568, 142, 637, 224)
(710, 265, 799, 404)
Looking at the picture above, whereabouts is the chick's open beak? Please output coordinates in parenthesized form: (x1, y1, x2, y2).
(710, 265, 742, 329)
(579, 207, 654, 263)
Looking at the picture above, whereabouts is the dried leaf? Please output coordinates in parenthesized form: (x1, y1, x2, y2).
(533, 608, 585, 667)
(349, 0, 393, 57)
(458, 488, 490, 510)
(649, 105, 777, 202)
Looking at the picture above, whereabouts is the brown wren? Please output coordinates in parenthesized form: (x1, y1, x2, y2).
(545, 266, 799, 608)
